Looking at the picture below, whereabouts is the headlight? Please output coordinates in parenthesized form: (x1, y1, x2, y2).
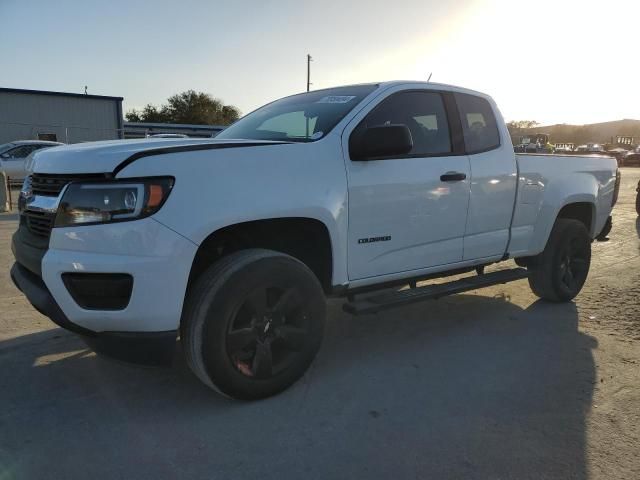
(54, 177, 174, 227)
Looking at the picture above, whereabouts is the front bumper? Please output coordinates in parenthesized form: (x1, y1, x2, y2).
(11, 216, 199, 364)
(11, 262, 177, 365)
(41, 217, 197, 333)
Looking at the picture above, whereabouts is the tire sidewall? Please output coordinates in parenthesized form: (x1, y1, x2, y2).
(549, 222, 591, 301)
(197, 255, 325, 400)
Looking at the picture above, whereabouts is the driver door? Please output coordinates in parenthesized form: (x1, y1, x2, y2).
(343, 88, 471, 281)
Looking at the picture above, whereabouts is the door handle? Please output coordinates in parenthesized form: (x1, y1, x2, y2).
(440, 172, 467, 182)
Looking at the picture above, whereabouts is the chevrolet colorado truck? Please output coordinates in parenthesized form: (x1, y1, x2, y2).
(10, 81, 619, 400)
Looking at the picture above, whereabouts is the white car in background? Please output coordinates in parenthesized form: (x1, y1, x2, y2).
(147, 133, 189, 138)
(0, 140, 63, 181)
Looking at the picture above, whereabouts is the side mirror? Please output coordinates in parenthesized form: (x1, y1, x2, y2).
(0, 153, 10, 159)
(350, 124, 413, 161)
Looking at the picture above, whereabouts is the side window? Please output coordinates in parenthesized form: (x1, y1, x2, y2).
(352, 91, 452, 157)
(455, 93, 500, 153)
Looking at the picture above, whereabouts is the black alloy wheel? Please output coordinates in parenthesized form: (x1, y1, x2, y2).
(226, 286, 310, 379)
(182, 249, 326, 400)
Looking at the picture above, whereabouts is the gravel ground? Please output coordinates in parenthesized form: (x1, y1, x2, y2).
(0, 169, 638, 480)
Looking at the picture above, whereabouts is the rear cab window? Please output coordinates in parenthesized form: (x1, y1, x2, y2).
(455, 93, 500, 154)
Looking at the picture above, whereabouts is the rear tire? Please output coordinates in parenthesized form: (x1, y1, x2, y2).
(182, 249, 326, 400)
(527, 219, 591, 302)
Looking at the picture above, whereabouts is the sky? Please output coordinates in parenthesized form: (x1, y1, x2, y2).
(1, 0, 638, 126)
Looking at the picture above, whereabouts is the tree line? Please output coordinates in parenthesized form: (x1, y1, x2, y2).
(507, 119, 640, 146)
(126, 90, 240, 126)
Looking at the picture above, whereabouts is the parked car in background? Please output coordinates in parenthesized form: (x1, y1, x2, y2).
(554, 142, 575, 153)
(576, 143, 605, 153)
(623, 153, 640, 167)
(0, 140, 63, 181)
(148, 133, 189, 138)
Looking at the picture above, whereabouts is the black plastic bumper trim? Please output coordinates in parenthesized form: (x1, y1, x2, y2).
(62, 272, 133, 311)
(10, 263, 176, 365)
(11, 262, 94, 336)
(11, 229, 47, 277)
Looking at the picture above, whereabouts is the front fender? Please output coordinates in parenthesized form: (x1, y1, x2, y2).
(117, 139, 351, 287)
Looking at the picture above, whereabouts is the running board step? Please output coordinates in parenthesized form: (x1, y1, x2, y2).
(343, 268, 529, 315)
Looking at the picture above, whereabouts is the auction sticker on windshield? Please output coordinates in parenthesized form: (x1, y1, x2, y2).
(316, 95, 356, 104)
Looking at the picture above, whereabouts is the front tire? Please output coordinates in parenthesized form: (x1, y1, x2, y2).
(182, 249, 326, 400)
(636, 190, 640, 216)
(527, 219, 591, 302)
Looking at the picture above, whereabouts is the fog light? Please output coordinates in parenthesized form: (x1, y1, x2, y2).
(62, 273, 133, 310)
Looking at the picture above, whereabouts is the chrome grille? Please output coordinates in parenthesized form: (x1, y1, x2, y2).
(22, 210, 55, 238)
(31, 173, 107, 197)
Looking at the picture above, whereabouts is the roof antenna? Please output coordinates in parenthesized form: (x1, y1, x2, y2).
(427, 73, 433, 82)
(84, 85, 88, 95)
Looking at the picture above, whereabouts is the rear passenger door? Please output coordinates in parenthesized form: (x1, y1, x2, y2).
(344, 88, 471, 280)
(455, 93, 518, 260)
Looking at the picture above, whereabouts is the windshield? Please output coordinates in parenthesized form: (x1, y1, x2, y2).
(0, 143, 15, 154)
(216, 84, 378, 142)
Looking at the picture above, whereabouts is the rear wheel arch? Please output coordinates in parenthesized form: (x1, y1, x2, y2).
(515, 201, 595, 267)
(556, 202, 595, 235)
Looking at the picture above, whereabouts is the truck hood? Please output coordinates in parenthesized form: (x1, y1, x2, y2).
(30, 138, 285, 175)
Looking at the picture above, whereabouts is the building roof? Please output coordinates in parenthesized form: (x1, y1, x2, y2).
(6, 140, 64, 146)
(0, 87, 123, 102)
(123, 122, 225, 131)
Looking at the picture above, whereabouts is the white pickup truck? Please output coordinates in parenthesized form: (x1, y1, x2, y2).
(11, 81, 619, 400)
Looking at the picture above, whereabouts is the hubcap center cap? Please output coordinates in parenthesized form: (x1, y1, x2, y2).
(263, 318, 272, 334)
(258, 315, 276, 340)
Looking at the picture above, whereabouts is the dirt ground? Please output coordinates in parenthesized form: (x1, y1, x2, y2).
(0, 169, 638, 480)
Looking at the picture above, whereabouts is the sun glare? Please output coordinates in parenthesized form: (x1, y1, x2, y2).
(325, 0, 639, 125)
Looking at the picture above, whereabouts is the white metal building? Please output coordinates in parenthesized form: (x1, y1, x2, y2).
(0, 87, 124, 144)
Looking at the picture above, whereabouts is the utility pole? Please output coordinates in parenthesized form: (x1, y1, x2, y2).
(306, 54, 313, 92)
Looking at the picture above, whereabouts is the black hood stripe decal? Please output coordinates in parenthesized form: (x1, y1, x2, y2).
(113, 141, 290, 175)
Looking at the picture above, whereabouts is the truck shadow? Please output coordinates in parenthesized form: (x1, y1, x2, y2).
(0, 294, 595, 479)
(0, 213, 19, 222)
